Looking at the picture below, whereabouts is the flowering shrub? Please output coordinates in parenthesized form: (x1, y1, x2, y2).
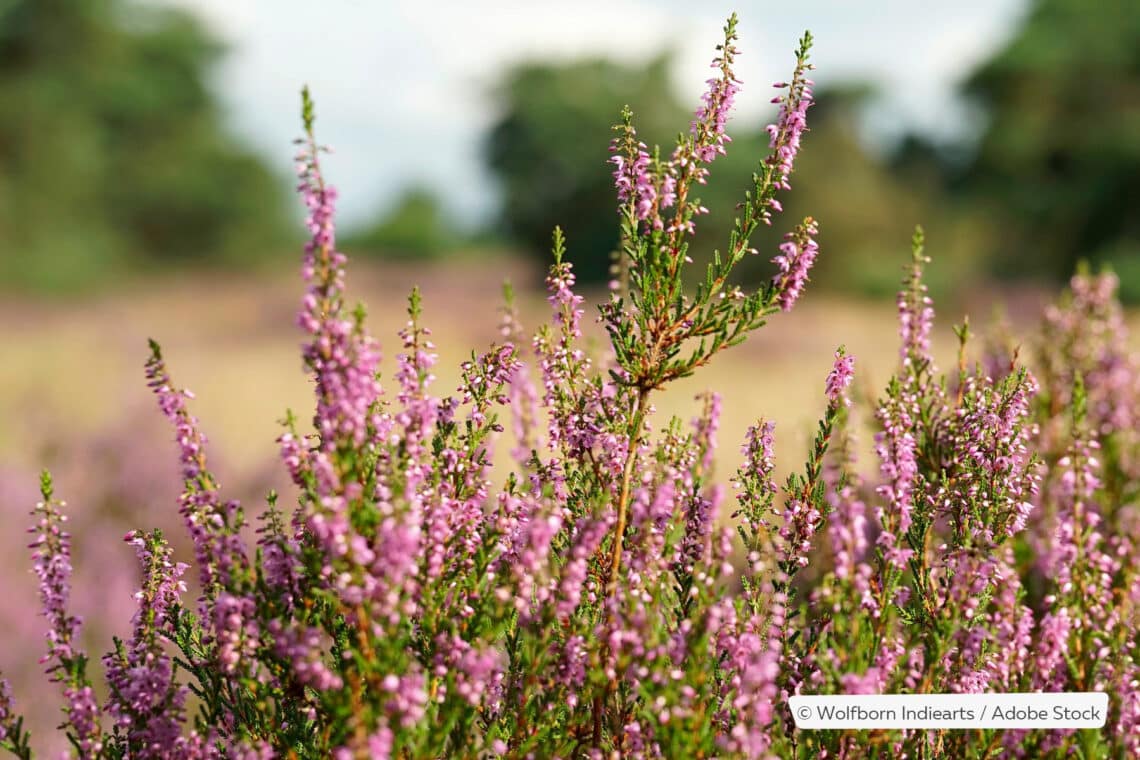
(2, 13, 1138, 759)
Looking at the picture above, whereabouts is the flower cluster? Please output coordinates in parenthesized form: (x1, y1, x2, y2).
(1, 15, 1138, 760)
(770, 217, 820, 312)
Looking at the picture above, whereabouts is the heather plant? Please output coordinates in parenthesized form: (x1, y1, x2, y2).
(2, 13, 1139, 760)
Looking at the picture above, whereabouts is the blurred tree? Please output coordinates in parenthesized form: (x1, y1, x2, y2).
(0, 0, 289, 292)
(737, 86, 988, 299)
(344, 186, 456, 259)
(483, 55, 988, 295)
(485, 53, 689, 283)
(959, 0, 1140, 291)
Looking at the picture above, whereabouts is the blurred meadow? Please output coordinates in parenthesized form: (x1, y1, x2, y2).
(1, 0, 1138, 750)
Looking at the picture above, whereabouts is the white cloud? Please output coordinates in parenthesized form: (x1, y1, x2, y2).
(153, 0, 1027, 226)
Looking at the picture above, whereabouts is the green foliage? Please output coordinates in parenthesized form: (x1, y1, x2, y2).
(960, 0, 1140, 287)
(344, 187, 457, 259)
(485, 53, 687, 283)
(0, 0, 289, 293)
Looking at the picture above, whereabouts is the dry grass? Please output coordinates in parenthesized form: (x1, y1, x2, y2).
(4, 255, 1136, 488)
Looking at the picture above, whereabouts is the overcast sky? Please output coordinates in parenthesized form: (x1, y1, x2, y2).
(157, 0, 1029, 229)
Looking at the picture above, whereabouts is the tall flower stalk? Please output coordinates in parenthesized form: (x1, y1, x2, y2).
(29, 472, 103, 757)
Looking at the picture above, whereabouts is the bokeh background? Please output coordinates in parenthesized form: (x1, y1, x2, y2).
(1, 0, 1138, 749)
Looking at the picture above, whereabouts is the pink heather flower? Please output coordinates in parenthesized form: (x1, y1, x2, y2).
(30, 495, 80, 675)
(687, 15, 741, 170)
(271, 620, 344, 692)
(418, 346, 515, 588)
(214, 593, 259, 676)
(104, 652, 185, 756)
(610, 137, 658, 222)
(391, 311, 439, 568)
(432, 634, 504, 708)
(765, 58, 814, 189)
(1114, 663, 1140, 757)
(0, 679, 13, 743)
(899, 293, 934, 366)
(770, 218, 820, 312)
(1038, 424, 1121, 680)
(1032, 608, 1072, 691)
(723, 610, 783, 756)
(741, 422, 776, 496)
(556, 518, 609, 622)
(29, 477, 108, 752)
(986, 554, 1033, 690)
(545, 260, 584, 342)
(927, 551, 1010, 694)
(513, 510, 563, 622)
(507, 355, 543, 464)
(824, 413, 868, 590)
(292, 122, 434, 626)
(733, 420, 778, 559)
(898, 238, 934, 369)
(690, 62, 741, 165)
(950, 370, 1040, 539)
(840, 636, 904, 694)
(332, 726, 395, 760)
(145, 344, 250, 602)
(874, 394, 918, 562)
(370, 726, 395, 759)
(381, 672, 429, 729)
(656, 16, 743, 241)
(622, 719, 650, 755)
(679, 493, 716, 576)
(104, 531, 190, 756)
(659, 172, 677, 210)
(692, 391, 723, 476)
(1042, 271, 1140, 445)
(230, 740, 276, 759)
(628, 475, 674, 574)
(66, 686, 105, 756)
(555, 635, 590, 706)
(500, 298, 544, 463)
(734, 419, 779, 533)
(778, 495, 823, 570)
(666, 17, 741, 187)
(825, 348, 855, 406)
(257, 506, 302, 608)
(294, 123, 388, 458)
(827, 481, 868, 585)
(536, 258, 598, 456)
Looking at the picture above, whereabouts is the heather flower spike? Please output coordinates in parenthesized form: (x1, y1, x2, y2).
(606, 19, 820, 398)
(103, 531, 190, 758)
(825, 346, 856, 407)
(898, 226, 934, 368)
(0, 678, 32, 760)
(770, 217, 820, 312)
(4, 16, 1140, 760)
(29, 472, 104, 756)
(766, 31, 815, 191)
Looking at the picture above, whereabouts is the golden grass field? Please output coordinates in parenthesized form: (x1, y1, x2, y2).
(3, 255, 1138, 493)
